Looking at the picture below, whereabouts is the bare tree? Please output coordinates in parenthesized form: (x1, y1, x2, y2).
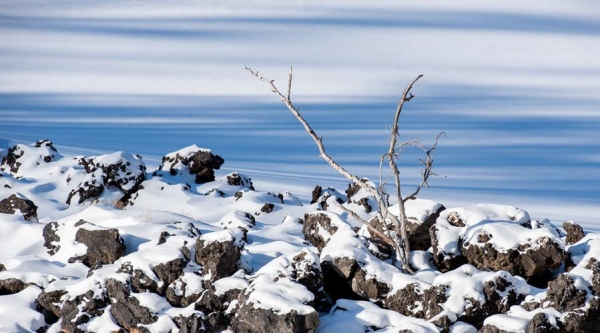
(246, 66, 442, 273)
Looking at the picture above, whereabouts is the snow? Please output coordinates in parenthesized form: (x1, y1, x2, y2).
(318, 299, 438, 333)
(1, 1, 600, 331)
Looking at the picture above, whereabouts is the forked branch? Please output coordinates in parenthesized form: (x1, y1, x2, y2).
(246, 66, 439, 274)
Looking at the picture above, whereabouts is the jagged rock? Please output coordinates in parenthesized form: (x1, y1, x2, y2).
(292, 250, 326, 308)
(587, 258, 600, 296)
(195, 230, 243, 281)
(430, 205, 532, 273)
(159, 145, 224, 184)
(224, 172, 254, 190)
(68, 227, 126, 269)
(61, 289, 109, 333)
(429, 223, 468, 272)
(303, 212, 353, 253)
(560, 297, 600, 333)
(233, 274, 319, 333)
(153, 257, 188, 294)
(35, 289, 66, 323)
(172, 313, 205, 333)
(384, 283, 446, 320)
(545, 273, 587, 312)
(321, 257, 390, 302)
(483, 274, 526, 314)
(42, 222, 61, 255)
(260, 202, 275, 213)
(129, 268, 159, 294)
(66, 179, 104, 205)
(233, 303, 320, 333)
(526, 313, 560, 333)
(0, 278, 27, 295)
(461, 225, 564, 285)
(67, 152, 146, 206)
(310, 186, 344, 210)
(310, 185, 322, 204)
(0, 263, 5, 271)
(369, 199, 445, 252)
(219, 210, 255, 241)
(345, 180, 375, 213)
(106, 278, 156, 331)
(165, 272, 204, 307)
(0, 140, 60, 175)
(0, 193, 38, 221)
(563, 221, 585, 245)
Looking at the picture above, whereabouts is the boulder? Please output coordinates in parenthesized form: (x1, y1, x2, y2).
(302, 212, 353, 253)
(68, 227, 126, 269)
(165, 272, 205, 307)
(0, 140, 60, 175)
(219, 210, 255, 241)
(36, 289, 66, 324)
(345, 180, 377, 213)
(67, 152, 146, 206)
(368, 199, 444, 252)
(563, 220, 585, 245)
(545, 274, 587, 312)
(159, 145, 224, 184)
(195, 230, 243, 281)
(310, 186, 344, 210)
(461, 223, 564, 285)
(0, 277, 27, 295)
(224, 172, 254, 190)
(60, 289, 109, 333)
(42, 221, 61, 255)
(106, 278, 156, 331)
(0, 193, 38, 221)
(233, 275, 319, 333)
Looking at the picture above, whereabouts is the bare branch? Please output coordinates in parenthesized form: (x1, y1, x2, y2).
(245, 66, 382, 203)
(403, 131, 446, 203)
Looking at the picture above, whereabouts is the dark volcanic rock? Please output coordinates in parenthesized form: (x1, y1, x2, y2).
(310, 185, 322, 205)
(153, 257, 188, 295)
(0, 193, 38, 221)
(60, 289, 109, 333)
(0, 278, 27, 295)
(384, 283, 446, 319)
(321, 257, 390, 302)
(172, 313, 205, 333)
(106, 278, 156, 332)
(69, 227, 126, 269)
(303, 212, 352, 253)
(160, 146, 224, 184)
(232, 303, 320, 333)
(225, 172, 254, 190)
(0, 140, 59, 175)
(429, 223, 468, 272)
(310, 186, 344, 211)
(527, 313, 560, 333)
(36, 289, 66, 324)
(42, 222, 61, 255)
(461, 225, 564, 285)
(545, 273, 587, 312)
(261, 202, 275, 213)
(195, 230, 243, 281)
(563, 221, 585, 245)
(560, 297, 600, 333)
(346, 178, 377, 213)
(67, 152, 146, 206)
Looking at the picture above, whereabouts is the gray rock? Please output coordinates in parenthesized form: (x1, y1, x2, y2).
(42, 222, 61, 255)
(232, 302, 319, 333)
(195, 231, 243, 282)
(0, 278, 27, 295)
(69, 227, 126, 269)
(563, 221, 585, 245)
(106, 278, 156, 332)
(0, 193, 38, 221)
